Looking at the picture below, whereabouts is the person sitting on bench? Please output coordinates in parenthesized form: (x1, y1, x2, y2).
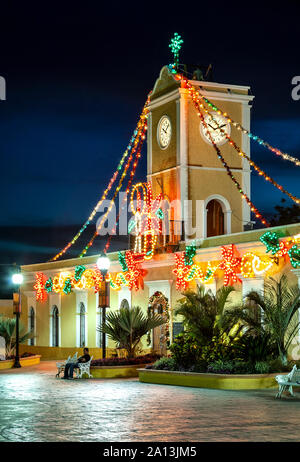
(63, 348, 91, 379)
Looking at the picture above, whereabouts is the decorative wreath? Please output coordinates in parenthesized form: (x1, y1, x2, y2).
(147, 291, 170, 347)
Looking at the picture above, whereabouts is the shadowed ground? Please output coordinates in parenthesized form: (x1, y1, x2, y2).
(0, 361, 300, 442)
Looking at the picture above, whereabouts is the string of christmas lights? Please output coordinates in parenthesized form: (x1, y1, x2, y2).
(190, 92, 300, 205)
(79, 123, 147, 257)
(182, 78, 300, 167)
(192, 95, 300, 205)
(188, 89, 270, 227)
(50, 95, 150, 262)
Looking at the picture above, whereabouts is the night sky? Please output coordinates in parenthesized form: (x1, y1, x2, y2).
(0, 2, 300, 295)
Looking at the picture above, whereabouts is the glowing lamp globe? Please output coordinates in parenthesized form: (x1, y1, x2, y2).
(96, 256, 110, 273)
(12, 273, 23, 285)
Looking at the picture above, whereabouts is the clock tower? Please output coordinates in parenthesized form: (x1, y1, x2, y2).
(147, 66, 254, 243)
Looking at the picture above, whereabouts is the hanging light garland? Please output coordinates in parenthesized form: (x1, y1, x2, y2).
(79, 120, 147, 258)
(50, 95, 151, 262)
(180, 77, 300, 167)
(189, 91, 270, 227)
(190, 93, 300, 205)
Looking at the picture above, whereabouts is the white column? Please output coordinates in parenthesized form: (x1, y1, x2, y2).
(178, 89, 189, 240)
(291, 269, 300, 338)
(241, 102, 251, 225)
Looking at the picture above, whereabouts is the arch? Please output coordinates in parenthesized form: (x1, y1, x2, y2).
(52, 306, 59, 347)
(204, 194, 232, 237)
(147, 291, 170, 354)
(29, 307, 35, 346)
(120, 299, 129, 310)
(79, 302, 86, 348)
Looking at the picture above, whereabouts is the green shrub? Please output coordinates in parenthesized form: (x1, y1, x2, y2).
(233, 333, 277, 364)
(207, 360, 255, 374)
(152, 357, 177, 371)
(200, 335, 237, 363)
(254, 361, 271, 374)
(268, 358, 297, 373)
(169, 332, 202, 368)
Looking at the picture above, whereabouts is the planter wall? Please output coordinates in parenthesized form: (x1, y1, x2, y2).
(91, 364, 148, 379)
(138, 368, 284, 390)
(0, 355, 41, 370)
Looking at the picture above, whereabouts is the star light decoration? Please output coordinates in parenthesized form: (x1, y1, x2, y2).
(218, 245, 241, 286)
(169, 32, 183, 70)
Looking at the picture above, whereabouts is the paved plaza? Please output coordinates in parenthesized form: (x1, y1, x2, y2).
(0, 361, 300, 442)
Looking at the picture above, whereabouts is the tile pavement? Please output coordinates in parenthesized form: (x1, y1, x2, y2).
(0, 361, 300, 442)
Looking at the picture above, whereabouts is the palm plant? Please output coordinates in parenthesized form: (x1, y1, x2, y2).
(174, 284, 241, 345)
(0, 315, 34, 358)
(223, 274, 300, 365)
(98, 305, 166, 358)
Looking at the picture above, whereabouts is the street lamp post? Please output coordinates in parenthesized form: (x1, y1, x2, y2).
(96, 255, 110, 359)
(12, 272, 23, 368)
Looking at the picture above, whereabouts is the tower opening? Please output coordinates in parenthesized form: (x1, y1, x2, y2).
(206, 199, 224, 237)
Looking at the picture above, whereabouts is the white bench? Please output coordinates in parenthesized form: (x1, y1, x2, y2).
(75, 356, 93, 379)
(56, 352, 78, 378)
(275, 365, 300, 399)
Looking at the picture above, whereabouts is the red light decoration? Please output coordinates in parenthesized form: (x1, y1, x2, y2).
(218, 245, 241, 286)
(34, 272, 47, 302)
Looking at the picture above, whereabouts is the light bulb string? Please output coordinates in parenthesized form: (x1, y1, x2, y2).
(193, 99, 270, 227)
(181, 77, 300, 167)
(50, 95, 151, 262)
(79, 122, 147, 258)
(190, 91, 300, 205)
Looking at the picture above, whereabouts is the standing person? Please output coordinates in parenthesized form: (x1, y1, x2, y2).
(63, 348, 90, 379)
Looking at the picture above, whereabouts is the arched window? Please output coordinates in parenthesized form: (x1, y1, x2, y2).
(79, 302, 86, 348)
(120, 299, 129, 310)
(206, 199, 224, 237)
(52, 306, 59, 347)
(29, 307, 35, 346)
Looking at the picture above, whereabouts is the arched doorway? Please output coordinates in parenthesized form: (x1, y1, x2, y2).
(120, 299, 130, 310)
(147, 291, 170, 356)
(206, 199, 224, 237)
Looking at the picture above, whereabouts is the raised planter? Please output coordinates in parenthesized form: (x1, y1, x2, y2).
(91, 363, 148, 379)
(0, 355, 41, 370)
(138, 368, 285, 390)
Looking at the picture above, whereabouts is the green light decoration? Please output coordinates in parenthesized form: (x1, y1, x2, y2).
(260, 231, 281, 255)
(45, 277, 53, 293)
(63, 278, 72, 295)
(184, 244, 196, 266)
(118, 251, 128, 272)
(288, 245, 300, 268)
(169, 32, 183, 70)
(155, 208, 164, 220)
(74, 265, 86, 282)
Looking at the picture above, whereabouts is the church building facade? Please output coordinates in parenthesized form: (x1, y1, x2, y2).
(16, 67, 300, 360)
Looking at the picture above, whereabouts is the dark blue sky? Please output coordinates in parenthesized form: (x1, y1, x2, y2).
(0, 1, 300, 274)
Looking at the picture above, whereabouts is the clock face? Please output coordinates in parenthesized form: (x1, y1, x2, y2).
(158, 116, 172, 149)
(200, 112, 231, 146)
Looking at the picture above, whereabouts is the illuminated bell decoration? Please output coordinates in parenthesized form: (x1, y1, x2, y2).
(288, 245, 300, 268)
(260, 231, 281, 255)
(74, 265, 86, 281)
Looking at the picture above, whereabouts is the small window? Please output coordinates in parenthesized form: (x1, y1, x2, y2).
(79, 303, 86, 348)
(29, 307, 35, 346)
(52, 306, 59, 347)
